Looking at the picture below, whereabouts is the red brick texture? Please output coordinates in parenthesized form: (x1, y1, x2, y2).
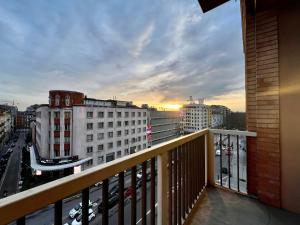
(245, 9, 281, 207)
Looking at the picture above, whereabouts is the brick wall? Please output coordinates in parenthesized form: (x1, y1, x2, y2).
(245, 9, 281, 207)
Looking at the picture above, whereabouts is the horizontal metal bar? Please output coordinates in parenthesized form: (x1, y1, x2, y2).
(209, 129, 257, 137)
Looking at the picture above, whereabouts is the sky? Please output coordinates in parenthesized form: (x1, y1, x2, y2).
(0, 0, 245, 111)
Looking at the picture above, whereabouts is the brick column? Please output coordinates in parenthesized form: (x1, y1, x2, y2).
(245, 9, 281, 207)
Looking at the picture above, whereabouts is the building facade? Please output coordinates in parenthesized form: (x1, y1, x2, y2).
(35, 90, 148, 170)
(180, 101, 212, 133)
(210, 105, 231, 128)
(0, 111, 13, 147)
(148, 109, 180, 146)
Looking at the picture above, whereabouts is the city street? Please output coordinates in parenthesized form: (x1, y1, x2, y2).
(19, 172, 156, 225)
(0, 130, 26, 198)
(214, 135, 247, 193)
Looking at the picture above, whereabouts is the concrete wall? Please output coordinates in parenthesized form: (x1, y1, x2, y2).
(278, 3, 300, 213)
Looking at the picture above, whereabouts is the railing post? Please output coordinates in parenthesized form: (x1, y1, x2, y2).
(207, 131, 215, 186)
(157, 152, 169, 225)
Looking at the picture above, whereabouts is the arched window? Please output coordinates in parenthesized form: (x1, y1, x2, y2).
(65, 95, 70, 106)
(55, 95, 60, 106)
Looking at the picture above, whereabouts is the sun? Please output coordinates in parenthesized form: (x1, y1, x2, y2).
(160, 104, 182, 111)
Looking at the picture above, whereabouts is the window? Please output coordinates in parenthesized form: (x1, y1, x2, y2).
(86, 159, 93, 166)
(143, 120, 147, 124)
(97, 133, 104, 140)
(143, 127, 146, 132)
(54, 111, 60, 119)
(143, 143, 147, 149)
(108, 132, 113, 138)
(143, 135, 146, 140)
(87, 111, 93, 118)
(108, 142, 113, 149)
(108, 122, 113, 128)
(64, 149, 70, 156)
(98, 144, 104, 151)
(125, 129, 129, 135)
(124, 121, 129, 126)
(131, 120, 135, 125)
(124, 149, 129, 155)
(125, 112, 129, 117)
(138, 136, 141, 142)
(98, 122, 104, 129)
(117, 130, 121, 136)
(138, 112, 141, 117)
(54, 150, 60, 157)
(117, 111, 122, 118)
(124, 139, 129, 145)
(138, 120, 141, 125)
(137, 145, 141, 150)
(117, 140, 121, 147)
(98, 156, 104, 163)
(55, 95, 60, 106)
(117, 151, 122, 157)
(64, 112, 71, 118)
(64, 137, 70, 143)
(137, 128, 141, 133)
(87, 146, 93, 153)
(54, 137, 60, 144)
(117, 121, 122, 127)
(131, 128, 135, 134)
(87, 123, 93, 130)
(86, 134, 93, 142)
(65, 123, 70, 131)
(131, 112, 135, 117)
(143, 112, 147, 117)
(65, 95, 70, 106)
(131, 138, 136, 143)
(108, 112, 113, 118)
(54, 124, 60, 131)
(98, 111, 104, 118)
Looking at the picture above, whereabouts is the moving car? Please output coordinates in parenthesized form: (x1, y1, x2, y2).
(71, 208, 95, 225)
(69, 200, 93, 218)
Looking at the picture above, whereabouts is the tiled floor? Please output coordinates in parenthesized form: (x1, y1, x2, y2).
(189, 187, 300, 225)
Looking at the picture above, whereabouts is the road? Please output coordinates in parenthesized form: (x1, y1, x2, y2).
(0, 131, 25, 198)
(20, 172, 156, 225)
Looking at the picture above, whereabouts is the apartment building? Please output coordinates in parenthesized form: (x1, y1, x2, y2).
(180, 100, 212, 133)
(148, 109, 180, 146)
(210, 105, 231, 128)
(35, 90, 148, 170)
(0, 111, 13, 147)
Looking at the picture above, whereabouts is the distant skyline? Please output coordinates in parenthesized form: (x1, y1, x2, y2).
(0, 0, 245, 111)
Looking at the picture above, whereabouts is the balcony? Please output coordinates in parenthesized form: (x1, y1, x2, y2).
(0, 129, 299, 225)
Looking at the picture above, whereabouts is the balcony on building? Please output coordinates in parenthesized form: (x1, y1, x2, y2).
(1, 0, 300, 225)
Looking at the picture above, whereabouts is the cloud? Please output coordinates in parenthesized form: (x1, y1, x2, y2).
(0, 0, 245, 111)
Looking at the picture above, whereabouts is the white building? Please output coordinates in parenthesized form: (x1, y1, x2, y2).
(35, 90, 148, 171)
(0, 111, 13, 147)
(180, 98, 212, 133)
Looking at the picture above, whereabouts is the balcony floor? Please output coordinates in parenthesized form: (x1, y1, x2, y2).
(189, 187, 300, 225)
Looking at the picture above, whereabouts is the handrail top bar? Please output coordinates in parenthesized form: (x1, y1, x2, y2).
(209, 129, 257, 137)
(0, 129, 209, 225)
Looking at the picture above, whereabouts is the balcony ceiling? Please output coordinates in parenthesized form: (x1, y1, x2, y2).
(198, 0, 230, 13)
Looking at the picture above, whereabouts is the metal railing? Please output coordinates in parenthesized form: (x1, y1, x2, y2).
(0, 129, 209, 225)
(210, 129, 256, 193)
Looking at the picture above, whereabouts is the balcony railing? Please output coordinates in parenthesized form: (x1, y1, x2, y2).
(0, 129, 255, 225)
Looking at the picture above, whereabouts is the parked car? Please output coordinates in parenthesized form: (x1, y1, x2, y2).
(71, 208, 95, 225)
(98, 194, 119, 213)
(69, 200, 93, 218)
(109, 185, 119, 196)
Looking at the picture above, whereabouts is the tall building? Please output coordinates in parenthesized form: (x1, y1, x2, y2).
(210, 105, 231, 128)
(0, 110, 13, 147)
(180, 98, 212, 133)
(148, 109, 180, 146)
(35, 90, 148, 171)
